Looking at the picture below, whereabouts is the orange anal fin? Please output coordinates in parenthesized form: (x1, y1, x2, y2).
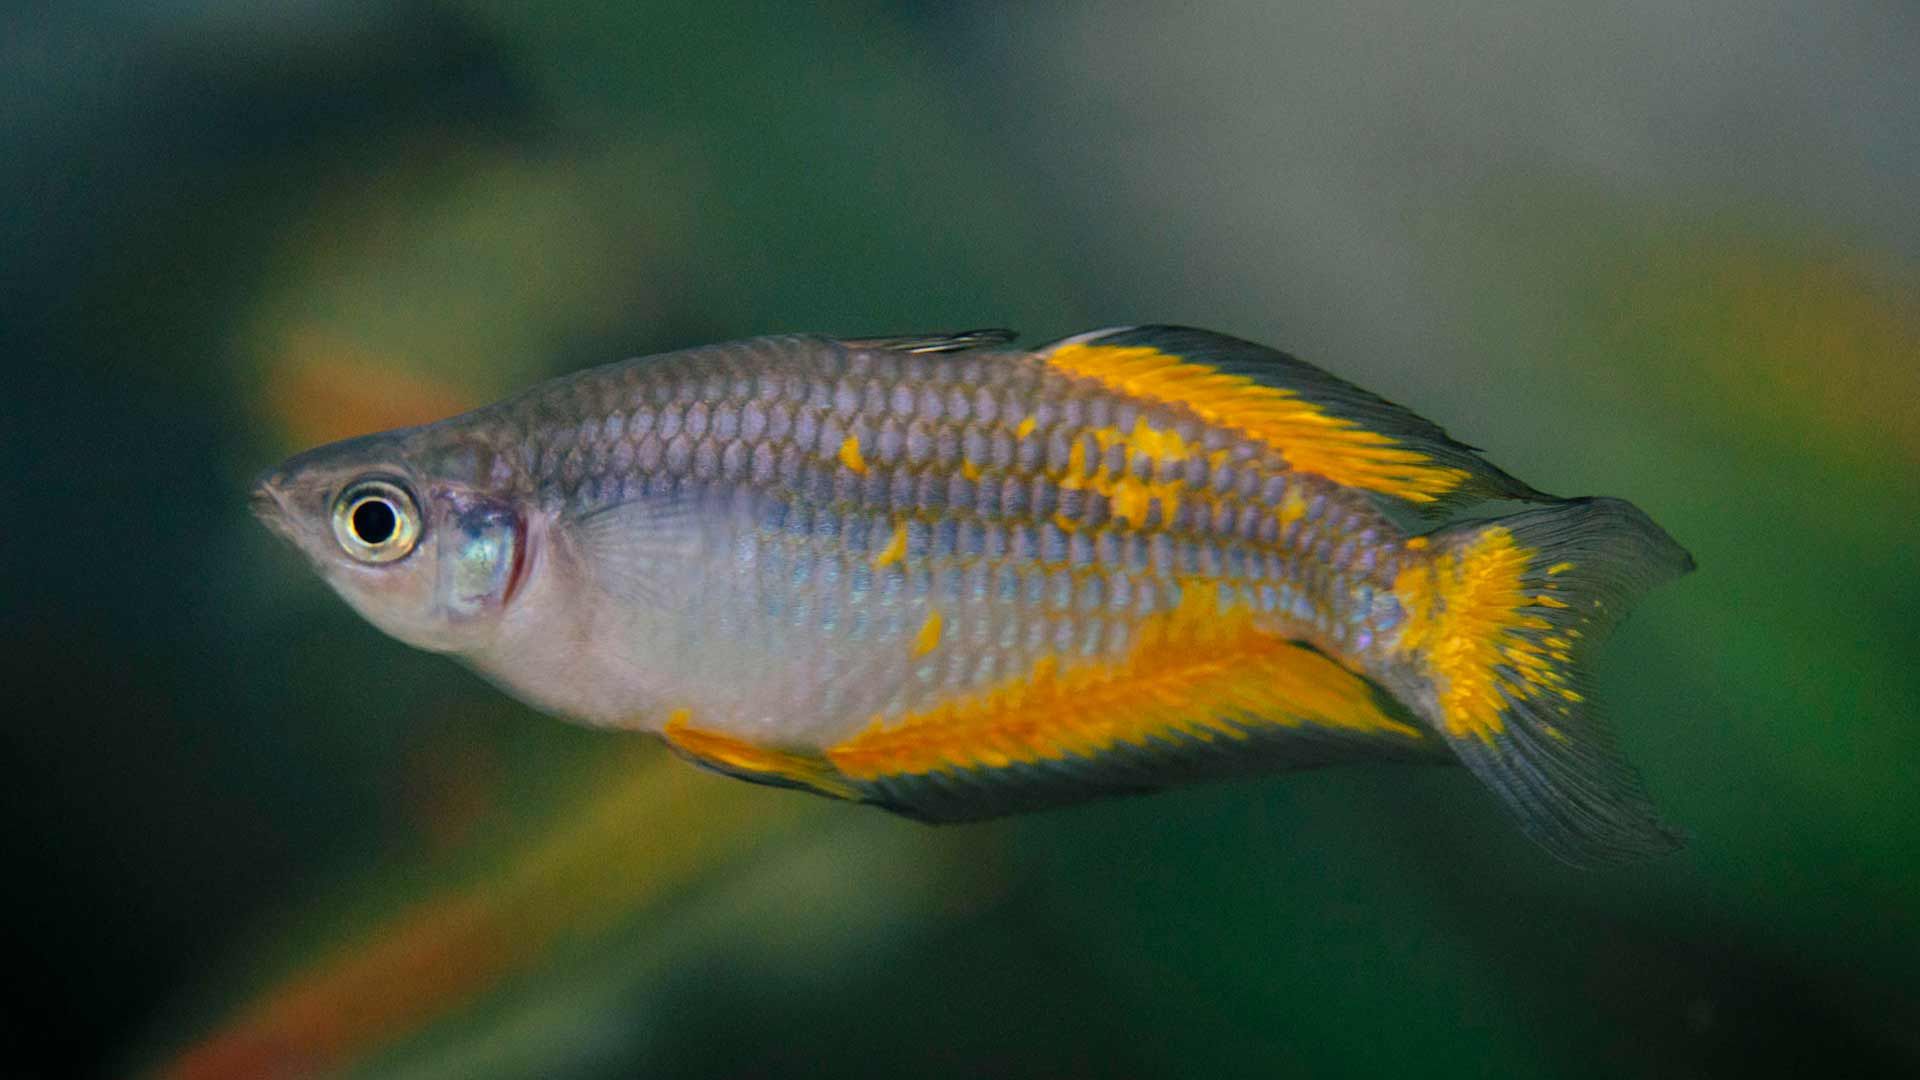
(662, 714, 856, 801)
(826, 605, 1428, 822)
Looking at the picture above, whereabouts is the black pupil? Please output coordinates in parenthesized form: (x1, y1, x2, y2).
(352, 498, 398, 544)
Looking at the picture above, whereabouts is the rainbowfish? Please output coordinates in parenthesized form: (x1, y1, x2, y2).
(252, 326, 1693, 867)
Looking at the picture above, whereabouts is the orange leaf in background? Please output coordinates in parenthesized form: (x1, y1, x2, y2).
(404, 729, 506, 856)
(1620, 241, 1920, 466)
(164, 894, 513, 1080)
(264, 330, 480, 448)
(156, 748, 818, 1079)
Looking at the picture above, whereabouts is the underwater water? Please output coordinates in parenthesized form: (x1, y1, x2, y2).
(5, 3, 1917, 1076)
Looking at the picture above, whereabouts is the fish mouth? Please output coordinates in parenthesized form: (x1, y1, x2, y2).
(249, 472, 297, 543)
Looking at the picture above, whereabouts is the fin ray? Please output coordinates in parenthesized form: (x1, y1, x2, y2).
(838, 329, 1018, 354)
(1390, 497, 1694, 867)
(1039, 325, 1549, 514)
(826, 599, 1437, 823)
(663, 714, 857, 800)
(564, 491, 710, 606)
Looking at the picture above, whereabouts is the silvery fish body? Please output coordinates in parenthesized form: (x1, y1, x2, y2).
(254, 326, 1693, 867)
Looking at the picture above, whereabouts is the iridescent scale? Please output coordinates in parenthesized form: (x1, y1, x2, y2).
(476, 335, 1414, 739)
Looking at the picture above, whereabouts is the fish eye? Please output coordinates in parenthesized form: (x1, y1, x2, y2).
(332, 479, 420, 564)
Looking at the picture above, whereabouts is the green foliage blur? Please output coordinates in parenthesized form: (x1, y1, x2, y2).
(6, 3, 1918, 1077)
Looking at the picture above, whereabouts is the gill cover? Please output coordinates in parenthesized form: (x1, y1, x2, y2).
(438, 495, 525, 618)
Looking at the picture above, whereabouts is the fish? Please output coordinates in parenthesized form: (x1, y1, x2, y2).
(252, 325, 1694, 867)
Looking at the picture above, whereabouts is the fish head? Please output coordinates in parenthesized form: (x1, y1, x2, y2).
(251, 431, 526, 655)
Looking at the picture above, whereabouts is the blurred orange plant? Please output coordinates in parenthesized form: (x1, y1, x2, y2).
(263, 329, 479, 448)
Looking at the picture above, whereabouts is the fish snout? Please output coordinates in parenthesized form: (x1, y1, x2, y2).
(249, 471, 298, 541)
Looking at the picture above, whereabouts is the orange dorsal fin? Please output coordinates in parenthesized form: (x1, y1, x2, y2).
(1040, 326, 1549, 514)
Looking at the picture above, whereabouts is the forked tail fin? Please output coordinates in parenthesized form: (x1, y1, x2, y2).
(1391, 497, 1695, 867)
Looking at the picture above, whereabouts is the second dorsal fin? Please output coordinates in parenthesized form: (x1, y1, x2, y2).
(1038, 325, 1551, 514)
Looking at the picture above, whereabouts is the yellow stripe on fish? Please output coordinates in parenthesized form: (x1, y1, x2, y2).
(1393, 527, 1546, 741)
(837, 433, 868, 475)
(871, 519, 909, 568)
(911, 609, 944, 658)
(1046, 341, 1472, 503)
(827, 583, 1421, 789)
(1051, 417, 1195, 528)
(1391, 526, 1599, 742)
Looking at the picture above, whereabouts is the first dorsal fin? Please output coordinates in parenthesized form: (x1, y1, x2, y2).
(839, 329, 1018, 355)
(1038, 325, 1551, 515)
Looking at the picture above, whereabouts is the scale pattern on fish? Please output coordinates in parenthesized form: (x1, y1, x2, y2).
(253, 326, 1694, 867)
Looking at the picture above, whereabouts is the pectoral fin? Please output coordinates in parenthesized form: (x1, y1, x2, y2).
(564, 492, 711, 606)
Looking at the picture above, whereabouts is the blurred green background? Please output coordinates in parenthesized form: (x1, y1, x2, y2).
(6, 3, 1918, 1077)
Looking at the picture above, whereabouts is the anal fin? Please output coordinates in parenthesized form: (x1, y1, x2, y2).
(662, 714, 856, 801)
(825, 605, 1435, 824)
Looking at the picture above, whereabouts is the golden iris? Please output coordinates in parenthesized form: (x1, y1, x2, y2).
(331, 479, 420, 563)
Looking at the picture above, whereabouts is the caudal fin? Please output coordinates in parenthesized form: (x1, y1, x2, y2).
(1392, 497, 1694, 868)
